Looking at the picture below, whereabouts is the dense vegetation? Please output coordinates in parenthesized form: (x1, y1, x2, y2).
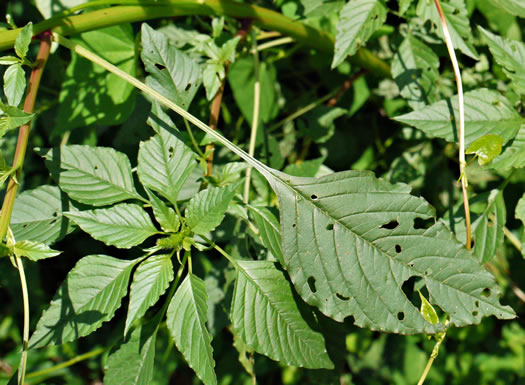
(0, 0, 524, 384)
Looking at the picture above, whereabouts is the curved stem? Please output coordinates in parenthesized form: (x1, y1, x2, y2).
(434, 0, 471, 250)
(0, 1, 390, 78)
(417, 320, 450, 385)
(15, 256, 29, 385)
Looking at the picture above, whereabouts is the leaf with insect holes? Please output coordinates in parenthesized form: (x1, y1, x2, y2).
(42, 145, 142, 206)
(11, 185, 76, 245)
(65, 204, 158, 249)
(4, 64, 25, 107)
(14, 240, 61, 261)
(125, 254, 174, 335)
(15, 23, 32, 59)
(231, 260, 333, 369)
(167, 274, 217, 385)
(105, 320, 158, 385)
(479, 27, 525, 93)
(332, 0, 387, 68)
(29, 255, 140, 349)
(138, 102, 197, 205)
(466, 134, 504, 165)
(266, 168, 515, 333)
(394, 88, 524, 148)
(141, 23, 202, 110)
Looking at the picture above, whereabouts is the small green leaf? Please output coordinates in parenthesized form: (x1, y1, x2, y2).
(247, 205, 284, 264)
(0, 56, 20, 65)
(418, 290, 439, 325)
(125, 254, 174, 335)
(231, 260, 333, 369)
(0, 104, 34, 136)
(516, 193, 525, 226)
(11, 185, 76, 245)
(146, 189, 180, 233)
(332, 0, 387, 68)
(186, 185, 237, 235)
(4, 64, 26, 106)
(42, 145, 141, 206)
(14, 240, 61, 261)
(29, 255, 139, 349)
(14, 22, 32, 59)
(65, 204, 158, 249)
(466, 134, 504, 165)
(105, 320, 158, 385)
(167, 274, 217, 385)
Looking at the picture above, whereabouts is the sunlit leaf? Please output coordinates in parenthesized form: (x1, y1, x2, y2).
(3, 64, 25, 107)
(14, 22, 32, 59)
(14, 240, 61, 261)
(418, 290, 439, 325)
(466, 134, 504, 165)
(146, 189, 180, 233)
(487, 0, 525, 17)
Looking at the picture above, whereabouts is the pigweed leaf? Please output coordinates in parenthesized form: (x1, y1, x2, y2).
(268, 169, 515, 332)
(167, 274, 217, 385)
(0, 56, 20, 65)
(13, 240, 61, 261)
(138, 102, 197, 205)
(105, 320, 158, 385)
(247, 205, 284, 265)
(141, 23, 202, 110)
(487, 0, 525, 17)
(0, 104, 34, 135)
(479, 27, 525, 94)
(394, 88, 524, 148)
(186, 185, 237, 235)
(231, 260, 333, 369)
(332, 0, 387, 68)
(146, 189, 180, 233)
(418, 291, 439, 325)
(125, 254, 174, 335)
(29, 255, 139, 349)
(55, 25, 136, 134)
(3, 64, 25, 107)
(11, 185, 76, 245)
(397, 0, 411, 14)
(466, 134, 504, 165)
(65, 204, 158, 249)
(14, 22, 32, 59)
(42, 145, 142, 206)
(490, 125, 525, 171)
(392, 34, 440, 110)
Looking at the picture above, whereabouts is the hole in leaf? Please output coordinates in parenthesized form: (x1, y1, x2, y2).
(326, 224, 334, 231)
(50, 220, 57, 225)
(374, 14, 379, 20)
(168, 146, 174, 158)
(94, 165, 98, 170)
(336, 293, 350, 301)
(154, 63, 166, 70)
(401, 276, 421, 309)
(292, 223, 296, 228)
(311, 194, 319, 200)
(424, 268, 433, 276)
(22, 224, 28, 228)
(307, 276, 317, 293)
(453, 8, 460, 15)
(481, 288, 491, 297)
(185, 83, 192, 91)
(472, 310, 479, 317)
(414, 217, 434, 229)
(475, 300, 480, 307)
(395, 245, 402, 253)
(52, 212, 58, 217)
(397, 311, 405, 321)
(408, 262, 415, 268)
(470, 238, 475, 248)
(381, 220, 399, 230)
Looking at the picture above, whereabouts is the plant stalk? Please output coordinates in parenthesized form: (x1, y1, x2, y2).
(0, 33, 52, 243)
(0, 1, 390, 78)
(434, 0, 471, 251)
(15, 256, 29, 385)
(417, 320, 449, 385)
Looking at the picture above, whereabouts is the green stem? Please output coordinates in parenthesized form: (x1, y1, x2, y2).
(183, 118, 205, 158)
(244, 31, 261, 204)
(15, 256, 29, 385)
(416, 320, 449, 385)
(0, 1, 390, 78)
(25, 347, 106, 380)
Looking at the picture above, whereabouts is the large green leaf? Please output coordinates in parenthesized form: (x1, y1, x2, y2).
(487, 0, 525, 17)
(186, 185, 237, 235)
(11, 185, 76, 245)
(391, 35, 440, 110)
(231, 260, 333, 369)
(268, 169, 515, 332)
(125, 254, 174, 335)
(42, 145, 142, 206)
(332, 0, 387, 68)
(138, 102, 197, 205)
(141, 23, 201, 110)
(479, 27, 525, 93)
(247, 205, 284, 265)
(394, 88, 524, 147)
(29, 255, 139, 349)
(105, 320, 158, 385)
(55, 24, 136, 134)
(65, 204, 158, 249)
(167, 274, 216, 385)
(3, 64, 25, 107)
(490, 125, 525, 171)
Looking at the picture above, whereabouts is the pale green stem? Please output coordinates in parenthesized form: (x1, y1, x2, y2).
(183, 118, 205, 158)
(15, 256, 29, 385)
(503, 226, 521, 252)
(244, 32, 261, 204)
(254, 36, 294, 52)
(417, 320, 449, 385)
(434, 0, 471, 251)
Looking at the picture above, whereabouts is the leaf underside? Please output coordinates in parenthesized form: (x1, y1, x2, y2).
(267, 169, 515, 334)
